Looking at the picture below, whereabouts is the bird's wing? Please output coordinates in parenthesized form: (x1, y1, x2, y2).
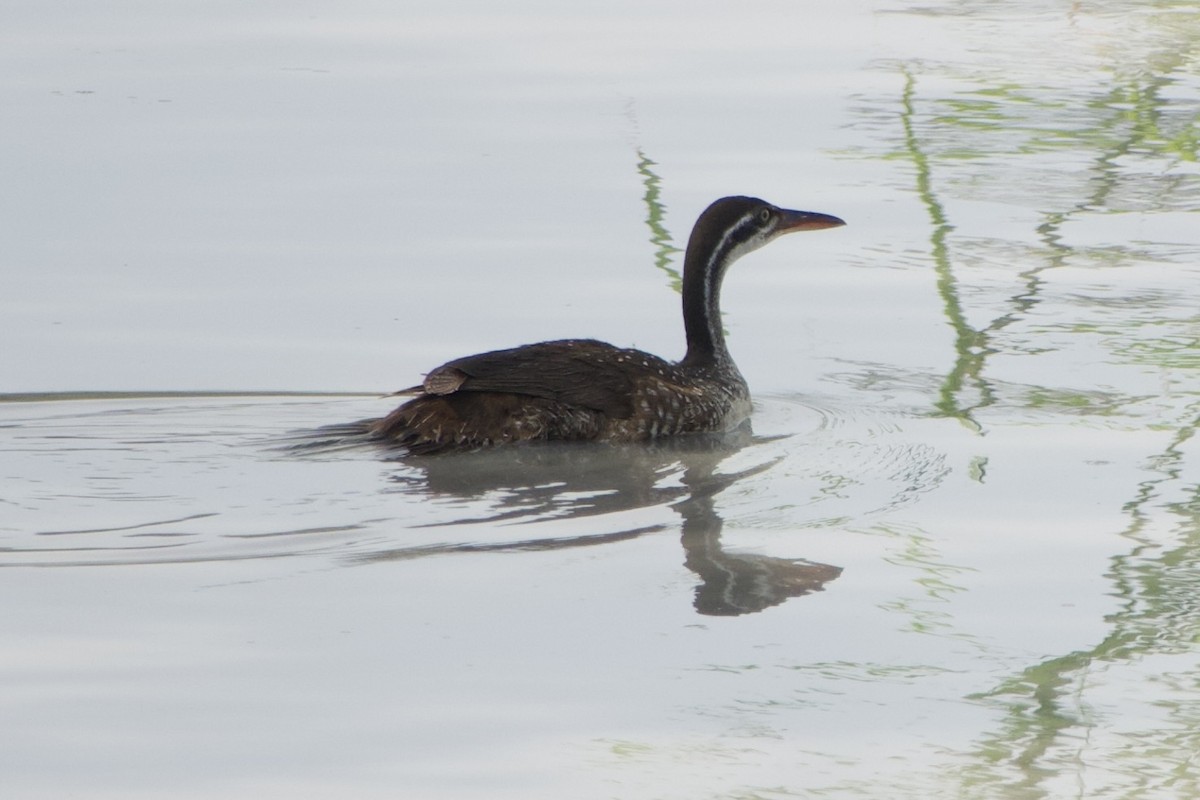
(419, 339, 665, 419)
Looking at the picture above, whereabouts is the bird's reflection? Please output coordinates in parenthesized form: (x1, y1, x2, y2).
(301, 423, 842, 616)
(673, 468, 843, 617)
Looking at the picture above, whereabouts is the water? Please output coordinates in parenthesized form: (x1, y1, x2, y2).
(3, 1, 1199, 798)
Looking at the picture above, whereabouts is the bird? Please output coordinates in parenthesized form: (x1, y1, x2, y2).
(368, 195, 845, 454)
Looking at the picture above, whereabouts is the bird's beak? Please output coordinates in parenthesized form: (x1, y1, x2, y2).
(777, 208, 846, 232)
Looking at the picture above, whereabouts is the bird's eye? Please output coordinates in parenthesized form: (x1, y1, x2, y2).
(758, 208, 772, 225)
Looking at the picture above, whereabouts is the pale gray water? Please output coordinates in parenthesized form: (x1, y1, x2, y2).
(2, 1, 1199, 799)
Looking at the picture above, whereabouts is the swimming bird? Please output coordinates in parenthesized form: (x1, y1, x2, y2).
(369, 195, 844, 453)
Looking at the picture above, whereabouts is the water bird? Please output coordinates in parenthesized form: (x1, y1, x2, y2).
(369, 195, 844, 453)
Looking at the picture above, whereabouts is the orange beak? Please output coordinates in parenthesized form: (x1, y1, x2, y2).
(777, 208, 846, 232)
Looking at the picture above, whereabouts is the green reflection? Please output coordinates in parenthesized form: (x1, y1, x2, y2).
(964, 491, 1200, 798)
(889, 15, 1200, 424)
(876, 2, 1200, 796)
(632, 145, 735, 340)
(635, 147, 683, 291)
(898, 66, 994, 426)
(874, 520, 979, 640)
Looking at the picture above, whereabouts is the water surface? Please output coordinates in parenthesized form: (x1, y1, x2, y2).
(2, 1, 1199, 798)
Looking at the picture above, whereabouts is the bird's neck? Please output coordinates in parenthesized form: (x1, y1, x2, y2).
(680, 225, 740, 370)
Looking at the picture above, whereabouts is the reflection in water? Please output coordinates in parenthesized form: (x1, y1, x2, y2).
(355, 426, 842, 616)
(870, 4, 1200, 795)
(635, 147, 683, 292)
(896, 66, 993, 426)
(624, 99, 683, 291)
(963, 401, 1200, 795)
(965, 501, 1200, 798)
(3, 1, 1196, 794)
(676, 479, 843, 617)
(3, 391, 955, 615)
(885, 5, 1200, 427)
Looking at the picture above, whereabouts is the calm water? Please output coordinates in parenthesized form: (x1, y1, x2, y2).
(3, 1, 1199, 798)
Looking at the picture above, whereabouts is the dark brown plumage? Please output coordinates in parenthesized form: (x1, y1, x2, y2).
(369, 196, 844, 453)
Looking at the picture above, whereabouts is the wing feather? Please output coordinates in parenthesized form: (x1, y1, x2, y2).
(420, 339, 671, 419)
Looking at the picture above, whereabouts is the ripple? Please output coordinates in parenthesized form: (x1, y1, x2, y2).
(749, 393, 954, 521)
(0, 392, 954, 576)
